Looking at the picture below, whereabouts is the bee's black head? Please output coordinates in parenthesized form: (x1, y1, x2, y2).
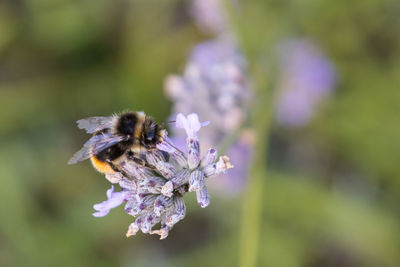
(116, 112, 138, 136)
(142, 117, 164, 148)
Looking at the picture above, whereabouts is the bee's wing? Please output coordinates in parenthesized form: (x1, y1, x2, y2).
(90, 134, 128, 155)
(77, 116, 114, 134)
(68, 145, 92, 165)
(68, 133, 127, 164)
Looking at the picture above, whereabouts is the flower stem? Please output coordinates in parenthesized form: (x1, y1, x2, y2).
(238, 66, 272, 267)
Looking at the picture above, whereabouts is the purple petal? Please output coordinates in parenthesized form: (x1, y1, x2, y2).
(201, 121, 210, 127)
(175, 113, 209, 139)
(92, 186, 129, 218)
(187, 114, 202, 133)
(106, 185, 114, 199)
(175, 113, 189, 133)
(93, 210, 110, 217)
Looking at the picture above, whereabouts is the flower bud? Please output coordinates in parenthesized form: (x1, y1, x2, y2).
(166, 197, 186, 227)
(139, 177, 166, 194)
(196, 186, 210, 208)
(170, 169, 190, 188)
(189, 170, 205, 192)
(161, 181, 174, 198)
(119, 177, 137, 191)
(154, 161, 176, 179)
(121, 162, 153, 180)
(154, 195, 174, 216)
(105, 171, 123, 183)
(187, 139, 200, 169)
(201, 148, 218, 166)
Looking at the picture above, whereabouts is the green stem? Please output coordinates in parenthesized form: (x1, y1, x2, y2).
(238, 66, 272, 267)
(221, 2, 276, 265)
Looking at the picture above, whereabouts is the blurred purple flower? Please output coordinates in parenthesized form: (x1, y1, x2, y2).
(275, 39, 336, 127)
(164, 1, 253, 196)
(164, 39, 252, 196)
(165, 38, 251, 150)
(210, 130, 254, 195)
(190, 0, 226, 35)
(93, 186, 130, 217)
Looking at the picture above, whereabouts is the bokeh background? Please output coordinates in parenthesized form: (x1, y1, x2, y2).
(0, 0, 399, 266)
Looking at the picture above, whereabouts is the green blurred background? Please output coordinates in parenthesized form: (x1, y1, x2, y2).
(0, 0, 399, 266)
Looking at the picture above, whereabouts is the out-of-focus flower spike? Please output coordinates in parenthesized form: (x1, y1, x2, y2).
(164, 75, 185, 99)
(275, 39, 336, 127)
(165, 40, 251, 154)
(189, 170, 205, 192)
(196, 186, 210, 208)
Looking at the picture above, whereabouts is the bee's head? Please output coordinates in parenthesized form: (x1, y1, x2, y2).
(142, 118, 165, 148)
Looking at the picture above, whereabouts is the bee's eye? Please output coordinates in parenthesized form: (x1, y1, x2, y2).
(146, 131, 155, 140)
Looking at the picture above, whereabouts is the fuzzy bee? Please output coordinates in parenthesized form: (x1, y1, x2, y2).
(68, 111, 166, 175)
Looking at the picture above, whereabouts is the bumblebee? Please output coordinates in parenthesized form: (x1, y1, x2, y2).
(68, 111, 166, 175)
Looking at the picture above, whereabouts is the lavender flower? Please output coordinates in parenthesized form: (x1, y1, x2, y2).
(275, 39, 336, 127)
(165, 39, 251, 151)
(92, 113, 233, 239)
(190, 0, 227, 35)
(164, 0, 252, 196)
(93, 186, 131, 217)
(209, 130, 254, 196)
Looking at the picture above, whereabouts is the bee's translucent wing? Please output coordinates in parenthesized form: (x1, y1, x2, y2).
(68, 145, 92, 164)
(90, 134, 128, 155)
(77, 116, 114, 134)
(68, 133, 127, 164)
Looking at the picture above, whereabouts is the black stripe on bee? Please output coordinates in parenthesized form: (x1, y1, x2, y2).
(116, 112, 138, 135)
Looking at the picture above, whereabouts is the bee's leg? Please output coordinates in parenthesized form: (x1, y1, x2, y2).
(132, 157, 147, 166)
(160, 150, 170, 162)
(126, 151, 146, 166)
(106, 159, 120, 172)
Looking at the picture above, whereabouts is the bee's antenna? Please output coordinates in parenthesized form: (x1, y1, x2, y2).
(164, 137, 185, 154)
(162, 121, 176, 128)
